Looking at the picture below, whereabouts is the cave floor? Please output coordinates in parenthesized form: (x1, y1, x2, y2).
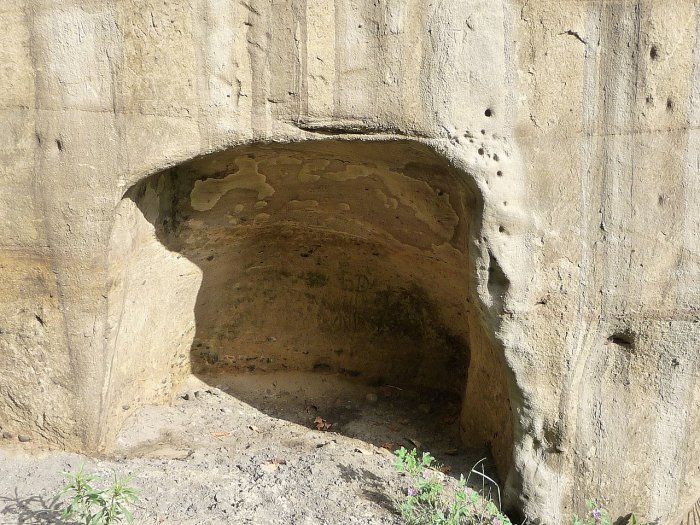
(0, 372, 500, 524)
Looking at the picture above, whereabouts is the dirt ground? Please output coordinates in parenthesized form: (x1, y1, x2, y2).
(0, 372, 500, 524)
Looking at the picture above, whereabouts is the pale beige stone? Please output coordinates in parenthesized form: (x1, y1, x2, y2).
(0, 2, 698, 524)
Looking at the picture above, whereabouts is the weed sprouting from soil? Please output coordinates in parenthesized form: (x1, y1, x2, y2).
(571, 500, 649, 525)
(54, 464, 139, 524)
(572, 500, 613, 525)
(393, 447, 511, 525)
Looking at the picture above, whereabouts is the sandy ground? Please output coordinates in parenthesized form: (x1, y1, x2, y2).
(0, 373, 499, 524)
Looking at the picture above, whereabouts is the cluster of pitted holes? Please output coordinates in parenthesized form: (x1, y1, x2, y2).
(647, 45, 675, 113)
(455, 108, 509, 235)
(482, 108, 508, 234)
(35, 133, 64, 152)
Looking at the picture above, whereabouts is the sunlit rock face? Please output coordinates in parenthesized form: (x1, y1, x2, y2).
(1, 1, 699, 524)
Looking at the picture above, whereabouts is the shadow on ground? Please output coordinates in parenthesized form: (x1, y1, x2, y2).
(0, 489, 68, 525)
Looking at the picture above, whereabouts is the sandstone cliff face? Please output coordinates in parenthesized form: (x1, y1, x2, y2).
(0, 1, 698, 523)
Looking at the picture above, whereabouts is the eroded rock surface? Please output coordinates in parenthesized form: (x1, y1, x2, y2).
(0, 1, 698, 524)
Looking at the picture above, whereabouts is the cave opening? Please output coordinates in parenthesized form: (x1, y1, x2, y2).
(105, 139, 513, 484)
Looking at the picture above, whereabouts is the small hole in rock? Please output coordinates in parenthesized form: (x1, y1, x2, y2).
(56, 139, 63, 152)
(493, 154, 499, 162)
(497, 170, 503, 177)
(607, 332, 635, 349)
(498, 226, 506, 233)
(484, 108, 493, 117)
(666, 98, 674, 112)
(478, 148, 485, 156)
(650, 45, 659, 60)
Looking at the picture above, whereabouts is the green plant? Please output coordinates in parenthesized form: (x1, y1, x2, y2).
(627, 514, 647, 525)
(572, 500, 613, 525)
(55, 464, 139, 525)
(393, 447, 512, 525)
(572, 500, 649, 525)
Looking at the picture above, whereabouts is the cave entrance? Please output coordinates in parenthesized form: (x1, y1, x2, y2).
(106, 139, 512, 484)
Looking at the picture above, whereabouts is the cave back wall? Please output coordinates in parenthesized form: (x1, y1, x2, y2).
(0, 1, 699, 525)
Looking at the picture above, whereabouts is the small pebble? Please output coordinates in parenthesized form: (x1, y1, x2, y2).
(18, 435, 31, 443)
(194, 390, 202, 399)
(2, 431, 13, 439)
(261, 462, 278, 473)
(365, 392, 378, 403)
